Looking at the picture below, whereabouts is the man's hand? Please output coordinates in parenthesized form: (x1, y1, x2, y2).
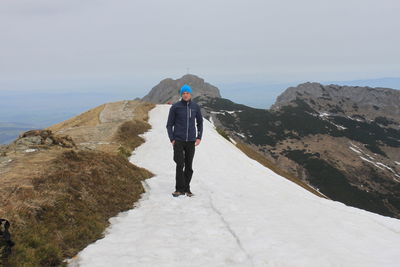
(195, 139, 201, 146)
(171, 140, 175, 145)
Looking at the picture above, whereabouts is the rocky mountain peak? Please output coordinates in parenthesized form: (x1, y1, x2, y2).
(141, 74, 221, 104)
(271, 82, 400, 125)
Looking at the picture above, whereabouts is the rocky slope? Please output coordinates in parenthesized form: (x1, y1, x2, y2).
(194, 82, 400, 219)
(141, 74, 221, 104)
(271, 82, 400, 127)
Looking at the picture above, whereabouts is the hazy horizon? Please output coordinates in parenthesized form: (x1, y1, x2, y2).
(1, 74, 400, 145)
(1, 75, 399, 125)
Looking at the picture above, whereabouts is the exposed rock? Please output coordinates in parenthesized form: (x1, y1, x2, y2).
(19, 129, 52, 139)
(15, 135, 42, 146)
(8, 129, 76, 152)
(142, 74, 221, 104)
(44, 137, 54, 146)
(271, 82, 400, 127)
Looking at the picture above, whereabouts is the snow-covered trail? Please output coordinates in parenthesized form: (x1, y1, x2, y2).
(71, 104, 400, 267)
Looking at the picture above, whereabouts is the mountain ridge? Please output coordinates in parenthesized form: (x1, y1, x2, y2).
(271, 82, 400, 125)
(2, 74, 400, 264)
(141, 74, 221, 104)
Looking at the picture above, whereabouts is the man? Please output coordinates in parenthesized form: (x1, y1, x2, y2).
(166, 84, 203, 197)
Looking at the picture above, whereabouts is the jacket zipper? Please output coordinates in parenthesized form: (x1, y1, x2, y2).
(186, 101, 189, 141)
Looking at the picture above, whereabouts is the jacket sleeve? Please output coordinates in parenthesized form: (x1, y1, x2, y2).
(166, 105, 175, 142)
(196, 105, 203, 140)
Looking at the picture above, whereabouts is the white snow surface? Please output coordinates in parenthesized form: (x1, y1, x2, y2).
(70, 104, 400, 267)
(228, 136, 237, 145)
(236, 132, 245, 138)
(349, 146, 362, 154)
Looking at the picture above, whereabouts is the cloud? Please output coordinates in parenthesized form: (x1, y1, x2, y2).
(0, 0, 399, 89)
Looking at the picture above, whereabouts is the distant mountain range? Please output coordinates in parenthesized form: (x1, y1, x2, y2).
(325, 77, 400, 89)
(143, 74, 400, 219)
(217, 77, 400, 109)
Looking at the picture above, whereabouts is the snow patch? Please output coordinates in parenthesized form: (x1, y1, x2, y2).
(228, 137, 237, 145)
(210, 110, 242, 115)
(319, 112, 330, 117)
(349, 147, 362, 154)
(210, 111, 225, 115)
(236, 132, 245, 138)
(328, 121, 347, 130)
(376, 163, 396, 174)
(352, 143, 400, 178)
(347, 116, 363, 122)
(364, 153, 375, 160)
(349, 142, 361, 150)
(359, 156, 384, 170)
(24, 149, 37, 153)
(315, 112, 346, 130)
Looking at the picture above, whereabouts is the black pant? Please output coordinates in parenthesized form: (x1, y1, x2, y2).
(173, 140, 195, 192)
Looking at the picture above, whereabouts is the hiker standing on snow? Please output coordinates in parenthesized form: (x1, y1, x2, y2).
(166, 84, 203, 197)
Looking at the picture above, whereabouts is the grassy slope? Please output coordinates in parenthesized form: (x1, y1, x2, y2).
(5, 102, 155, 266)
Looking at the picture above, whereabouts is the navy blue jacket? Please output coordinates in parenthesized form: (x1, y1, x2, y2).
(166, 98, 203, 142)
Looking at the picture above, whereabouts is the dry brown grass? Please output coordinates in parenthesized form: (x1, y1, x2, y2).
(1, 100, 156, 265)
(46, 104, 105, 132)
(114, 119, 151, 158)
(7, 149, 153, 266)
(130, 101, 154, 122)
(113, 102, 154, 157)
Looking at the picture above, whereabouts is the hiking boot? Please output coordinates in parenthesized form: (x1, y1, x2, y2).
(185, 191, 194, 197)
(172, 191, 185, 197)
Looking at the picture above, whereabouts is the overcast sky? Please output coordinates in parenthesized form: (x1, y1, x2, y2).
(1, 0, 399, 92)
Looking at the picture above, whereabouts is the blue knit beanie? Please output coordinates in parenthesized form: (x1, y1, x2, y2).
(180, 84, 192, 96)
